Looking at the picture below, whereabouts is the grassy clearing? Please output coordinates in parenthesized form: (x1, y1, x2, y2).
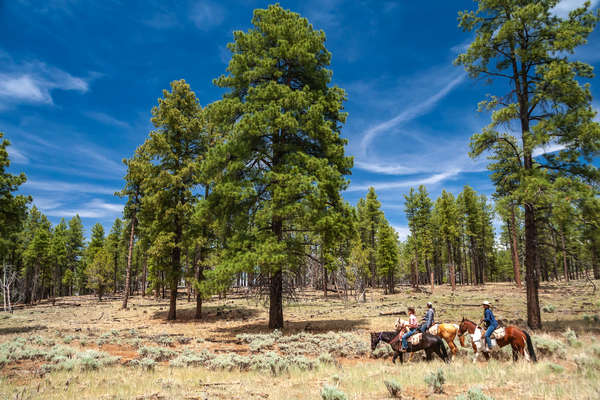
(0, 281, 599, 399)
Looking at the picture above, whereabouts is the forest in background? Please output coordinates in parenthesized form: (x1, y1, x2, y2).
(2, 1, 600, 331)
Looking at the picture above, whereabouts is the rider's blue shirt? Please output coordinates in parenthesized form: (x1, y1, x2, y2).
(423, 308, 434, 327)
(484, 308, 497, 327)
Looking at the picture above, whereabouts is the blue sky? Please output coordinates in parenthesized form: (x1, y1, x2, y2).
(2, 0, 600, 240)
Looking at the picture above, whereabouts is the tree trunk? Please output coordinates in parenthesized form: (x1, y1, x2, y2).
(269, 216, 284, 329)
(122, 215, 136, 309)
(560, 230, 569, 283)
(195, 247, 204, 319)
(447, 241, 455, 291)
(141, 255, 147, 297)
(592, 248, 600, 280)
(524, 204, 542, 329)
(509, 205, 522, 286)
(167, 222, 182, 320)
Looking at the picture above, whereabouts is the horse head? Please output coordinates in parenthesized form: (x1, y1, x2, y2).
(370, 332, 381, 350)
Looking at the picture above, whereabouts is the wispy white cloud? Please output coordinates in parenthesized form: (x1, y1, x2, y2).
(0, 56, 89, 107)
(532, 143, 567, 157)
(189, 1, 225, 30)
(7, 146, 29, 164)
(23, 180, 118, 195)
(84, 111, 130, 129)
(74, 145, 125, 174)
(347, 170, 460, 192)
(44, 199, 123, 219)
(359, 72, 465, 155)
(552, 0, 600, 18)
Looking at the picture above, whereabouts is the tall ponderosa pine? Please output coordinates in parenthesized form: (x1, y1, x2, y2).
(136, 79, 204, 320)
(0, 132, 30, 261)
(435, 190, 459, 291)
(456, 0, 600, 328)
(118, 155, 143, 309)
(206, 5, 352, 329)
(376, 221, 399, 294)
(404, 185, 433, 288)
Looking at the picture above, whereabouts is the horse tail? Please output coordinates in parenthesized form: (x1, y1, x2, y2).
(524, 331, 537, 363)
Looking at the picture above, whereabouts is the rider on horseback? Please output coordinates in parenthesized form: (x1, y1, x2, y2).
(480, 300, 498, 352)
(400, 307, 418, 352)
(419, 302, 435, 333)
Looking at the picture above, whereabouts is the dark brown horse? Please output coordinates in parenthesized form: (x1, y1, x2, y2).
(370, 330, 449, 364)
(458, 318, 537, 362)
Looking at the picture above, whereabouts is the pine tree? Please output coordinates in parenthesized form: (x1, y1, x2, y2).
(456, 0, 600, 329)
(87, 246, 112, 301)
(376, 222, 399, 294)
(0, 132, 30, 261)
(64, 215, 84, 296)
(50, 219, 68, 299)
(135, 79, 205, 320)
(106, 218, 124, 294)
(404, 186, 433, 287)
(435, 190, 459, 291)
(206, 4, 352, 329)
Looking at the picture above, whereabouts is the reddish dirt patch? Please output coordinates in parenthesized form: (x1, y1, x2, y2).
(94, 344, 138, 362)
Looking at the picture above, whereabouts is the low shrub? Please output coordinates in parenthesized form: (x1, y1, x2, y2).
(320, 385, 347, 400)
(318, 353, 335, 364)
(532, 336, 566, 359)
(384, 379, 402, 398)
(130, 357, 156, 371)
(249, 337, 275, 352)
(169, 350, 214, 368)
(546, 363, 565, 373)
(562, 328, 581, 347)
(542, 304, 555, 313)
(574, 355, 600, 372)
(425, 368, 445, 394)
(372, 342, 394, 359)
(155, 336, 174, 347)
(138, 346, 177, 361)
(455, 387, 494, 400)
(288, 355, 316, 371)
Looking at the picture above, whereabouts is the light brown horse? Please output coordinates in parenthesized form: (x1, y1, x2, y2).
(394, 319, 464, 358)
(458, 318, 537, 363)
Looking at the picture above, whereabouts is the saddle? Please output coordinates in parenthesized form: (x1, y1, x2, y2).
(491, 327, 505, 339)
(427, 324, 438, 336)
(409, 332, 422, 345)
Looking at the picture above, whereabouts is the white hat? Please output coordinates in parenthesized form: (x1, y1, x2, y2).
(427, 302, 433, 307)
(482, 301, 490, 306)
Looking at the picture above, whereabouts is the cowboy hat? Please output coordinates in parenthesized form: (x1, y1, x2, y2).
(427, 302, 433, 307)
(482, 301, 491, 306)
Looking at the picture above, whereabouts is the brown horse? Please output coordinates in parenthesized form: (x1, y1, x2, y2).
(458, 318, 537, 363)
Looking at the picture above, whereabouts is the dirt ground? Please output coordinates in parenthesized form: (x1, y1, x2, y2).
(1, 281, 599, 399)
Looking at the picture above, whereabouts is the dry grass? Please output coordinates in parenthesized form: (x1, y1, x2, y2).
(0, 281, 599, 399)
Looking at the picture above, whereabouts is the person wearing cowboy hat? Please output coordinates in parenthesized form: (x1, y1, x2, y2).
(419, 302, 435, 333)
(480, 300, 498, 351)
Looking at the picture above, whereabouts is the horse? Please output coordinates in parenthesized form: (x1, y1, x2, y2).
(429, 323, 465, 357)
(458, 318, 537, 363)
(395, 318, 464, 357)
(370, 329, 449, 364)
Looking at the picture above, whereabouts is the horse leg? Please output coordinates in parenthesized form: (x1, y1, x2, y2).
(472, 343, 478, 363)
(511, 344, 518, 362)
(426, 349, 432, 361)
(392, 351, 397, 364)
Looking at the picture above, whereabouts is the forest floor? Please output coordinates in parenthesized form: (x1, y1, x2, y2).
(1, 280, 599, 399)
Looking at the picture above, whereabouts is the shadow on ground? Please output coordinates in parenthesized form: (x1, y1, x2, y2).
(150, 305, 260, 323)
(0, 325, 47, 336)
(215, 318, 369, 335)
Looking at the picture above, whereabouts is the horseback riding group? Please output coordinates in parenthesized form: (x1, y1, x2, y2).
(370, 301, 537, 364)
